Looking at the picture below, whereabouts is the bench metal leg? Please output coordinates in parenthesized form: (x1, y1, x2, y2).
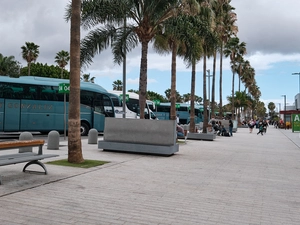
(23, 160, 48, 175)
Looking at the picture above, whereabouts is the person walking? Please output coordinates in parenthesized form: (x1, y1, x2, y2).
(248, 119, 255, 133)
(229, 119, 233, 137)
(257, 120, 264, 135)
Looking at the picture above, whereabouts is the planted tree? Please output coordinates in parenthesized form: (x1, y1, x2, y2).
(55, 50, 70, 78)
(21, 42, 40, 76)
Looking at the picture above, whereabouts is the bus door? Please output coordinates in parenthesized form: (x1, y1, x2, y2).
(92, 94, 106, 132)
(3, 99, 21, 131)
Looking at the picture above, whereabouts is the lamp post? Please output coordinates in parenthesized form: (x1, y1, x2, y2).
(206, 69, 213, 119)
(282, 95, 286, 129)
(292, 72, 300, 94)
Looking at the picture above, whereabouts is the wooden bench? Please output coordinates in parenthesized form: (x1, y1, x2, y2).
(98, 118, 179, 156)
(0, 139, 59, 185)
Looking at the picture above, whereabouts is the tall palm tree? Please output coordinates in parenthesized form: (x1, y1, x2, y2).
(55, 50, 70, 78)
(224, 37, 246, 118)
(67, 0, 192, 119)
(180, 15, 213, 133)
(68, 0, 83, 163)
(153, 13, 202, 121)
(212, 0, 237, 118)
(21, 42, 39, 76)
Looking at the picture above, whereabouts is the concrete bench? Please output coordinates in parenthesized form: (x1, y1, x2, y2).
(0, 140, 59, 185)
(98, 118, 179, 156)
(214, 119, 238, 133)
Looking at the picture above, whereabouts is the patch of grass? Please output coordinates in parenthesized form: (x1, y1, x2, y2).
(47, 159, 109, 168)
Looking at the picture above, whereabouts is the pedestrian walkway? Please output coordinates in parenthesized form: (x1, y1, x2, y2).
(1, 126, 300, 225)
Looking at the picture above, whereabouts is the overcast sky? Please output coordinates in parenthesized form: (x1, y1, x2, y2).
(1, 0, 300, 109)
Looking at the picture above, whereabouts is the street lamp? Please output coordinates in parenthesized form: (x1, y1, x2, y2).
(206, 69, 213, 119)
(292, 72, 300, 94)
(282, 95, 286, 129)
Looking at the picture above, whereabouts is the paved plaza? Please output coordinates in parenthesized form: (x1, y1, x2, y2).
(0, 126, 300, 225)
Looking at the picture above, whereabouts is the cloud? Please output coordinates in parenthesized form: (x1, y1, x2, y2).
(127, 77, 157, 85)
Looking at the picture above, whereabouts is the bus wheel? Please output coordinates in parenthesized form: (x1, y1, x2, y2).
(80, 122, 90, 136)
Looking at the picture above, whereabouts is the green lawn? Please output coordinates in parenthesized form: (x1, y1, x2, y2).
(47, 159, 110, 168)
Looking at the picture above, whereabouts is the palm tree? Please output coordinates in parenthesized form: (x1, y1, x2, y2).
(268, 102, 276, 119)
(0, 53, 20, 77)
(55, 50, 70, 78)
(67, 0, 191, 119)
(224, 37, 246, 118)
(81, 73, 95, 83)
(213, 0, 237, 118)
(68, 0, 83, 163)
(112, 80, 123, 91)
(179, 9, 216, 133)
(227, 91, 249, 123)
(21, 42, 39, 76)
(153, 15, 189, 121)
(183, 93, 191, 103)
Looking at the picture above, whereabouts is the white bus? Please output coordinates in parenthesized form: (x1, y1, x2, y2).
(108, 91, 156, 119)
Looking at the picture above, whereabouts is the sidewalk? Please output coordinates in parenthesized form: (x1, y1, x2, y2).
(1, 126, 300, 225)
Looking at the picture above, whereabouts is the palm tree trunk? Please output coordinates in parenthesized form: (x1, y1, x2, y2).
(211, 51, 216, 118)
(68, 0, 83, 163)
(170, 42, 177, 121)
(139, 41, 149, 119)
(203, 55, 208, 133)
(219, 44, 223, 118)
(190, 60, 196, 133)
(231, 71, 235, 119)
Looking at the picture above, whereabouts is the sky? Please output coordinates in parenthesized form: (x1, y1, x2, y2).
(1, 0, 300, 112)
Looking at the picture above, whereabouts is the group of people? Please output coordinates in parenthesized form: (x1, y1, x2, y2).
(176, 116, 235, 138)
(247, 119, 268, 135)
(209, 117, 233, 137)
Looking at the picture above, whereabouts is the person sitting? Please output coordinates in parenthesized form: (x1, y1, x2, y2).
(176, 124, 184, 138)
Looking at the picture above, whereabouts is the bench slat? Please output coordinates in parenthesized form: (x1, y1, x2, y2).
(0, 154, 58, 166)
(0, 140, 45, 150)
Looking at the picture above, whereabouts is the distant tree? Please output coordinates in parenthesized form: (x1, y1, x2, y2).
(182, 93, 191, 103)
(81, 73, 95, 83)
(112, 80, 123, 90)
(0, 53, 21, 77)
(20, 62, 69, 78)
(195, 95, 203, 104)
(21, 42, 40, 76)
(268, 102, 276, 119)
(183, 93, 203, 104)
(55, 50, 70, 78)
(256, 101, 266, 118)
(147, 91, 167, 102)
(128, 89, 139, 94)
(165, 88, 182, 102)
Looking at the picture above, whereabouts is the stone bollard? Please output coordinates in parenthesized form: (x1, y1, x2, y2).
(19, 132, 33, 153)
(47, 130, 60, 150)
(88, 128, 98, 144)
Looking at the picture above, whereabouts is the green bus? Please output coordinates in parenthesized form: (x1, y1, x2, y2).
(155, 102, 203, 124)
(0, 76, 115, 135)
